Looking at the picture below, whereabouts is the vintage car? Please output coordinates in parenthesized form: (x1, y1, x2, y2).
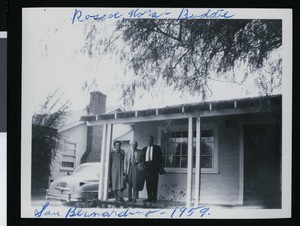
(46, 162, 111, 205)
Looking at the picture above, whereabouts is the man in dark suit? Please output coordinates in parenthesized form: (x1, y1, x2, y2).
(142, 136, 164, 203)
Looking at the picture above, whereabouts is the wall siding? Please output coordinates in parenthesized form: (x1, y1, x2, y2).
(199, 119, 240, 205)
(50, 123, 87, 180)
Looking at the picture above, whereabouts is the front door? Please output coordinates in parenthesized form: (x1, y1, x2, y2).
(243, 123, 281, 208)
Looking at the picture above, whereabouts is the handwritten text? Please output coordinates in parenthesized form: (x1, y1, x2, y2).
(34, 202, 211, 218)
(72, 9, 123, 24)
(71, 8, 236, 24)
(177, 8, 235, 20)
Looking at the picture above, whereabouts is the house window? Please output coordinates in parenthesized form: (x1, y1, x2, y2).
(61, 142, 76, 171)
(195, 130, 215, 168)
(161, 126, 218, 173)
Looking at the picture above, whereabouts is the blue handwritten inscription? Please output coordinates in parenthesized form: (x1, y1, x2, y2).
(34, 202, 211, 218)
(170, 206, 210, 218)
(177, 8, 235, 20)
(65, 206, 161, 218)
(72, 8, 171, 24)
(72, 9, 123, 24)
(34, 202, 60, 217)
(71, 8, 236, 24)
(128, 9, 171, 19)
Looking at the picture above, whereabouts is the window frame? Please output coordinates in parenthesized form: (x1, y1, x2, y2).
(60, 141, 77, 171)
(158, 123, 219, 174)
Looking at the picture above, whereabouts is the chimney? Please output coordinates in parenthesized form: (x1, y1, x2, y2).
(81, 91, 107, 163)
(89, 91, 107, 115)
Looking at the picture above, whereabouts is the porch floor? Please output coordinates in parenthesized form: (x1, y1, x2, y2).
(95, 198, 186, 209)
(94, 198, 266, 209)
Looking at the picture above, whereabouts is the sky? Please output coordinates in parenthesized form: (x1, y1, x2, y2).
(22, 8, 282, 115)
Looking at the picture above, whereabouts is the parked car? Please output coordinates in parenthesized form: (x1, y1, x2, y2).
(46, 162, 112, 206)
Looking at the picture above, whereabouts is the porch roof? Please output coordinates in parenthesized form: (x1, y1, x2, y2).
(80, 94, 281, 125)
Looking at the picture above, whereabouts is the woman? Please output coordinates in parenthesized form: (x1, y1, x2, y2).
(109, 141, 126, 204)
(124, 141, 145, 205)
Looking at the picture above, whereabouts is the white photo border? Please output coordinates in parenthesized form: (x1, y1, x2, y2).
(21, 7, 292, 219)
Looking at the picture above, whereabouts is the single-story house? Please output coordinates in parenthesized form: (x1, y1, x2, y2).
(80, 94, 282, 208)
(49, 92, 133, 180)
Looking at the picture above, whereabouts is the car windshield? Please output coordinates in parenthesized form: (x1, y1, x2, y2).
(74, 165, 100, 177)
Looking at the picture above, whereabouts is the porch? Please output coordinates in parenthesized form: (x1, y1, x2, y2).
(80, 95, 281, 208)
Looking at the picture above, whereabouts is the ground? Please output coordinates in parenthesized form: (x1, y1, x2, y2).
(31, 192, 265, 210)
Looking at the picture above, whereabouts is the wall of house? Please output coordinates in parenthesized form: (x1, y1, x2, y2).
(50, 123, 87, 180)
(198, 117, 240, 205)
(132, 116, 248, 205)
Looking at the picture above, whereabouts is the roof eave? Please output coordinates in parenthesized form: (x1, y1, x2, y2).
(80, 94, 282, 123)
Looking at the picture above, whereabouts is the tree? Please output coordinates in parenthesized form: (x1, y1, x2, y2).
(31, 90, 71, 193)
(82, 19, 282, 108)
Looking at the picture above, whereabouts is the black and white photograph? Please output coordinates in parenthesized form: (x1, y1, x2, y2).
(21, 8, 292, 219)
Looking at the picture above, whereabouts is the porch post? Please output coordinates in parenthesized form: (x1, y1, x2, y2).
(103, 123, 113, 200)
(195, 116, 201, 206)
(98, 124, 107, 200)
(186, 117, 193, 207)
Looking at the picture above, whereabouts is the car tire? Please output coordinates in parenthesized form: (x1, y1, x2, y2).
(60, 200, 77, 206)
(90, 200, 97, 208)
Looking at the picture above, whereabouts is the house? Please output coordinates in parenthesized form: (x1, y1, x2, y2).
(49, 116, 88, 180)
(49, 91, 133, 180)
(80, 94, 282, 208)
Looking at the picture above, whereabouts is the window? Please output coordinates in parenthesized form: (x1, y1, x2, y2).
(161, 125, 218, 173)
(163, 131, 188, 168)
(196, 130, 214, 168)
(61, 142, 76, 171)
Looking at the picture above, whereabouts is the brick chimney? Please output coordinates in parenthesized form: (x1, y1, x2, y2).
(89, 91, 107, 115)
(81, 91, 107, 163)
